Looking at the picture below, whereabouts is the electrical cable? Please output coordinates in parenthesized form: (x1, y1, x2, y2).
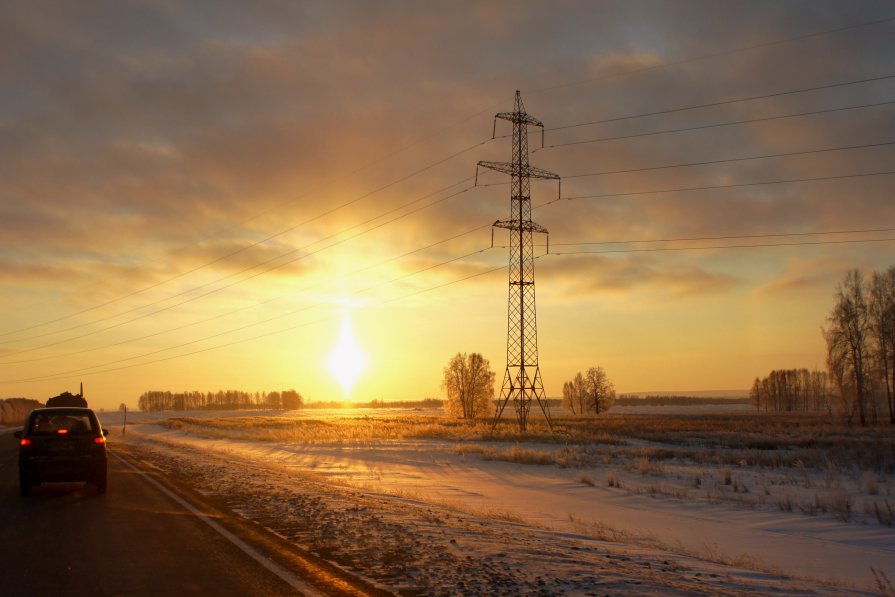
(533, 170, 895, 209)
(550, 227, 895, 247)
(545, 74, 895, 133)
(561, 140, 895, 180)
(539, 99, 895, 150)
(550, 237, 895, 256)
(0, 139, 490, 340)
(9, 20, 893, 343)
(4, 178, 477, 349)
(2, 247, 502, 383)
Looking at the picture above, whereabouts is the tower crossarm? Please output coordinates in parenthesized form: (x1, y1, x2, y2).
(476, 160, 560, 182)
(494, 111, 544, 128)
(493, 219, 548, 235)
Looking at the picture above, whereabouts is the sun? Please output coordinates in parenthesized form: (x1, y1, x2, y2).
(327, 313, 367, 395)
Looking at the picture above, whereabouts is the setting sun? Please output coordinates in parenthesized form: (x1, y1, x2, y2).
(327, 313, 367, 395)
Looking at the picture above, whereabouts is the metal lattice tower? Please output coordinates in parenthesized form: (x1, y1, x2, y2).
(477, 91, 559, 432)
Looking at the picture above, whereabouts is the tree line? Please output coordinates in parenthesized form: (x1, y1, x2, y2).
(137, 389, 304, 412)
(823, 267, 895, 425)
(616, 395, 750, 406)
(749, 369, 832, 413)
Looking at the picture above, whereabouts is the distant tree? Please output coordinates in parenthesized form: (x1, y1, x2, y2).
(442, 352, 495, 419)
(562, 372, 587, 414)
(584, 366, 616, 414)
(749, 377, 762, 412)
(824, 270, 872, 425)
(281, 389, 303, 409)
(563, 367, 615, 415)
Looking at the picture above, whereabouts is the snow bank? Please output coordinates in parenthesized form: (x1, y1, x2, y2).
(121, 420, 894, 591)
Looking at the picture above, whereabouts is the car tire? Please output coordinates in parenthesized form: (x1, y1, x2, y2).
(19, 472, 31, 497)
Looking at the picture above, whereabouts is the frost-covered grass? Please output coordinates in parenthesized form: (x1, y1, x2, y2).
(114, 407, 895, 590)
(151, 410, 895, 528)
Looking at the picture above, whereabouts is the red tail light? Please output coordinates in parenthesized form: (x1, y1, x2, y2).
(93, 436, 106, 445)
(57, 428, 69, 435)
(19, 438, 31, 447)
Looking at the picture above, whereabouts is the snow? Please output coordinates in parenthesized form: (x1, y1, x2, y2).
(101, 409, 893, 595)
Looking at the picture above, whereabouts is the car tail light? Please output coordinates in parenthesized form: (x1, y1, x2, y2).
(19, 438, 31, 447)
(93, 436, 106, 445)
(57, 428, 69, 435)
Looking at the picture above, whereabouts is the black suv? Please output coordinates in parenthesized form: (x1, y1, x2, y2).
(15, 407, 108, 495)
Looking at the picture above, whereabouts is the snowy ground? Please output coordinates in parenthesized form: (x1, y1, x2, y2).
(100, 409, 894, 595)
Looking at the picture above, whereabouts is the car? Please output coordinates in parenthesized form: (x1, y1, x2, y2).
(14, 407, 108, 496)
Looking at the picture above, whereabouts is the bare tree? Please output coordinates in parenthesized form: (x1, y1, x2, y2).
(869, 267, 895, 424)
(442, 352, 495, 419)
(562, 381, 577, 414)
(749, 377, 763, 412)
(563, 369, 612, 415)
(824, 269, 872, 425)
(583, 366, 616, 414)
(562, 372, 587, 414)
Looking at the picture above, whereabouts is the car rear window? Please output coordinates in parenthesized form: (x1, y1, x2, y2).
(29, 413, 96, 435)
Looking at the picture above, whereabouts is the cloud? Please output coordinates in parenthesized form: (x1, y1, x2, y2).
(755, 273, 831, 297)
(586, 51, 664, 79)
(543, 254, 739, 299)
(167, 239, 310, 278)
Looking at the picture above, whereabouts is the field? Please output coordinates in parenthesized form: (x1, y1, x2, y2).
(104, 406, 895, 595)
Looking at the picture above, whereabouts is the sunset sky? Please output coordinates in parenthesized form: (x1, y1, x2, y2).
(1, 1, 894, 411)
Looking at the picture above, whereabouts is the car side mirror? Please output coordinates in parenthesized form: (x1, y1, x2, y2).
(14, 430, 22, 439)
(103, 429, 109, 437)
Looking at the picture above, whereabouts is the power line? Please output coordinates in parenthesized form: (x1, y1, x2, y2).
(0, 222, 493, 367)
(10, 32, 893, 343)
(561, 140, 895, 180)
(1, 247, 503, 384)
(544, 74, 895, 133)
(551, 227, 895, 247)
(534, 170, 895, 208)
(16, 225, 892, 383)
(5, 179, 477, 350)
(8, 14, 894, 344)
(550, 237, 895, 256)
(540, 99, 895, 150)
(0, 139, 491, 341)
(9, 168, 888, 365)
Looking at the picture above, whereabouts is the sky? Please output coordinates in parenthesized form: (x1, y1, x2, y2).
(1, 1, 894, 411)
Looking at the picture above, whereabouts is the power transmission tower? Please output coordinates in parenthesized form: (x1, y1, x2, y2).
(476, 90, 559, 432)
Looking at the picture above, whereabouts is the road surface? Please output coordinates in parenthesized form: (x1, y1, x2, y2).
(0, 427, 380, 596)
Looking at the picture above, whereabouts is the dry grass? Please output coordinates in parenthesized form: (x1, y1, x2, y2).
(155, 410, 895, 527)
(159, 412, 895, 473)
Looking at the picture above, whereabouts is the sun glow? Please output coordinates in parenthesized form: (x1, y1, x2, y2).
(327, 313, 367, 395)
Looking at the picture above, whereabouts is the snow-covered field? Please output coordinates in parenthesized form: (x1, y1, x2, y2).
(100, 408, 894, 595)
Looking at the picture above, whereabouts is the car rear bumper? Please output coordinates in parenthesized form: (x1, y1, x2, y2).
(19, 455, 107, 482)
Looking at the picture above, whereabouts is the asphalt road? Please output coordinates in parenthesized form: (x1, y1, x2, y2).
(0, 427, 374, 596)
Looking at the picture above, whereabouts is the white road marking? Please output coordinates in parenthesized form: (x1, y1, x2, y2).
(112, 452, 326, 597)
